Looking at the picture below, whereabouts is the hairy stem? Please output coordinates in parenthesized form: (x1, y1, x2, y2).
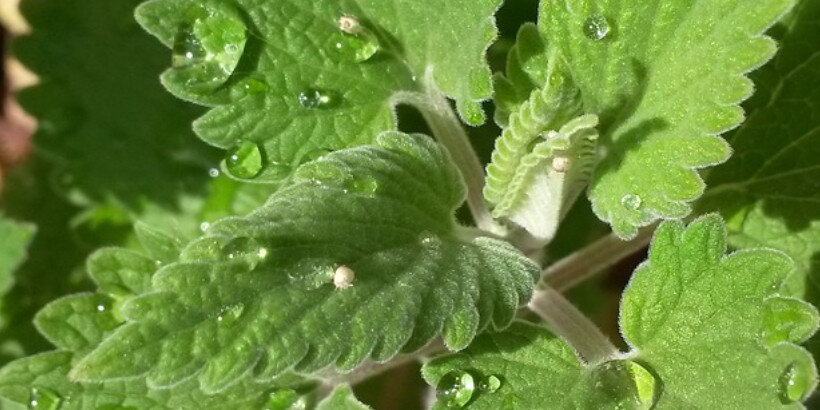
(542, 225, 656, 291)
(394, 72, 503, 236)
(528, 287, 619, 365)
(318, 340, 446, 387)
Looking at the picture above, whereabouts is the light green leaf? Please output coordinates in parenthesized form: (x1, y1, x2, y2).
(621, 215, 819, 407)
(422, 321, 642, 409)
(317, 385, 371, 410)
(0, 351, 293, 410)
(492, 23, 551, 128)
(136, 0, 501, 184)
(538, 0, 794, 238)
(695, 0, 820, 349)
(69, 133, 538, 393)
(0, 217, 35, 304)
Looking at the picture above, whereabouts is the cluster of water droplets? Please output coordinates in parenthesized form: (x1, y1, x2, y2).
(436, 370, 503, 408)
(205, 13, 384, 181)
(169, 2, 247, 90)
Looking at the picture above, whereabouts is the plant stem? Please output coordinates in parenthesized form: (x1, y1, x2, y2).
(395, 71, 503, 236)
(542, 225, 656, 291)
(318, 340, 445, 387)
(528, 287, 619, 365)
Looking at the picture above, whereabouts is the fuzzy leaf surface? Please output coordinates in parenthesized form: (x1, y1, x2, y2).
(621, 215, 819, 407)
(70, 133, 538, 393)
(697, 0, 820, 311)
(136, 0, 502, 183)
(423, 321, 641, 409)
(538, 0, 794, 237)
(0, 351, 286, 410)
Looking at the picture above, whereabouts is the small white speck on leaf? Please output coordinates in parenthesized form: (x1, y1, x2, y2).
(333, 265, 355, 289)
(552, 156, 570, 172)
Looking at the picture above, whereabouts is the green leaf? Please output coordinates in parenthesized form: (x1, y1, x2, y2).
(69, 133, 538, 392)
(538, 0, 794, 238)
(135, 0, 502, 183)
(14, 0, 220, 216)
(422, 321, 642, 409)
(0, 217, 35, 305)
(317, 385, 371, 410)
(0, 351, 291, 409)
(34, 293, 122, 354)
(696, 0, 820, 311)
(621, 215, 819, 407)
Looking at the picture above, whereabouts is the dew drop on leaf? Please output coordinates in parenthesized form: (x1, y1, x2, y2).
(28, 387, 61, 410)
(627, 361, 660, 409)
(621, 194, 642, 210)
(297, 88, 335, 109)
(436, 371, 475, 408)
(172, 24, 205, 67)
(225, 140, 265, 179)
(478, 375, 502, 393)
(778, 362, 812, 403)
(347, 177, 380, 194)
(208, 168, 220, 178)
(328, 15, 379, 63)
(583, 15, 610, 40)
(199, 222, 211, 233)
(167, 2, 247, 90)
(222, 237, 268, 270)
(216, 303, 245, 325)
(265, 388, 306, 410)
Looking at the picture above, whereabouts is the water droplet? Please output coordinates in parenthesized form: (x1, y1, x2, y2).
(172, 24, 205, 68)
(222, 237, 268, 270)
(225, 140, 265, 179)
(333, 265, 355, 289)
(627, 361, 660, 409)
(779, 362, 812, 403)
(347, 177, 379, 194)
(436, 371, 475, 408)
(96, 304, 106, 312)
(216, 303, 245, 325)
(28, 387, 61, 410)
(265, 388, 306, 410)
(621, 194, 642, 210)
(583, 15, 610, 40)
(200, 222, 211, 233)
(478, 375, 502, 393)
(208, 168, 220, 178)
(232, 77, 269, 99)
(328, 15, 379, 63)
(297, 89, 335, 109)
(167, 3, 247, 90)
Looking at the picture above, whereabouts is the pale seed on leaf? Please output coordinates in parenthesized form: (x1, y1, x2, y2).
(338, 15, 361, 34)
(333, 265, 355, 289)
(552, 156, 570, 172)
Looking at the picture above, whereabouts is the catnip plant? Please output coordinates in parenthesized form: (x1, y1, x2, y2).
(0, 0, 818, 408)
